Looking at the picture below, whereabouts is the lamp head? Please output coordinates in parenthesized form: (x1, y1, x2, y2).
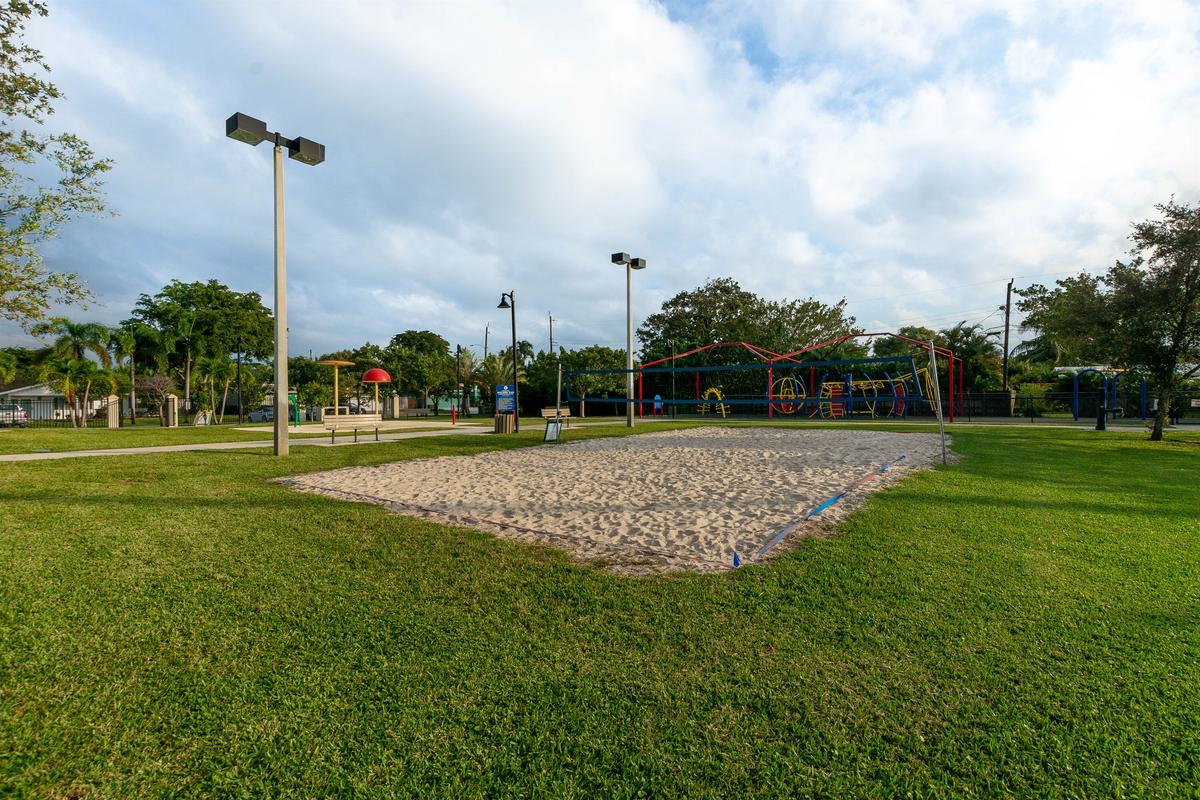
(611, 252, 631, 265)
(630, 257, 647, 270)
(226, 113, 269, 146)
(288, 136, 325, 166)
(497, 295, 511, 309)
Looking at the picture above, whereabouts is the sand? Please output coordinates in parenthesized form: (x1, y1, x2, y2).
(281, 427, 947, 575)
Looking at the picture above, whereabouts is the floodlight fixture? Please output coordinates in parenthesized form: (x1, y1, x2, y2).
(630, 257, 646, 270)
(288, 136, 325, 166)
(226, 112, 269, 145)
(611, 252, 631, 265)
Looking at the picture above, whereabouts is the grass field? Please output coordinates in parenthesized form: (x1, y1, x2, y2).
(1, 424, 1197, 797)
(0, 422, 473, 455)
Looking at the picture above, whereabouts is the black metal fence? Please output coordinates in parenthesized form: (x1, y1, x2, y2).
(960, 391, 1200, 423)
(1, 396, 121, 428)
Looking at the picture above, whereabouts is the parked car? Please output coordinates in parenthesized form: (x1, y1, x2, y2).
(247, 406, 274, 423)
(0, 403, 29, 427)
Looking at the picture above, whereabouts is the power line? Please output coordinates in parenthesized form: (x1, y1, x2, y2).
(844, 265, 1108, 306)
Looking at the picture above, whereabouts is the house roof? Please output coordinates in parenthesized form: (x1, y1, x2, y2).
(0, 382, 60, 398)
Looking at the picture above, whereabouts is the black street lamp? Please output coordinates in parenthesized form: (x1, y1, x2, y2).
(611, 252, 647, 427)
(226, 112, 325, 456)
(498, 291, 519, 432)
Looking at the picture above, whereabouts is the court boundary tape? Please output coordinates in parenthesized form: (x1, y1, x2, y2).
(737, 453, 908, 567)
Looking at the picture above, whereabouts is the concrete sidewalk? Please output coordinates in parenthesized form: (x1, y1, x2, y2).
(0, 426, 494, 462)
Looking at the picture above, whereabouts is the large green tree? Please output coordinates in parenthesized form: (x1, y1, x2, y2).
(1019, 199, 1200, 440)
(1, 1, 112, 328)
(131, 279, 273, 412)
(384, 330, 454, 411)
(637, 278, 858, 364)
(560, 345, 625, 418)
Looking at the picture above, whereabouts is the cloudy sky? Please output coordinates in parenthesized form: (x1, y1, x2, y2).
(7, 0, 1198, 357)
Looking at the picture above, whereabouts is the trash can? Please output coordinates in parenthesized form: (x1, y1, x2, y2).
(494, 413, 515, 434)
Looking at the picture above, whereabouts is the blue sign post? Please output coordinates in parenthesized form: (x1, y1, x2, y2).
(495, 385, 515, 414)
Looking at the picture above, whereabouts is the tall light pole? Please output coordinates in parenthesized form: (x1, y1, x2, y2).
(498, 291, 519, 432)
(611, 252, 646, 427)
(236, 335, 244, 424)
(226, 113, 325, 456)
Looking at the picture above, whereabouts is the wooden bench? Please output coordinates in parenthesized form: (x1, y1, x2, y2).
(324, 413, 383, 443)
(540, 407, 571, 427)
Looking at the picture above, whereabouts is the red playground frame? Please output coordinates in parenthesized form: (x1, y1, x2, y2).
(636, 333, 960, 422)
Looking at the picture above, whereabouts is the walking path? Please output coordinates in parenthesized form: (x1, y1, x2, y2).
(0, 426, 494, 462)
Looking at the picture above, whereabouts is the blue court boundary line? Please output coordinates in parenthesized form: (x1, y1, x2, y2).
(737, 453, 908, 566)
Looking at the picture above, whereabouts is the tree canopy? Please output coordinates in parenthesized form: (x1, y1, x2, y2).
(636, 278, 858, 364)
(1, 1, 113, 328)
(1019, 199, 1200, 440)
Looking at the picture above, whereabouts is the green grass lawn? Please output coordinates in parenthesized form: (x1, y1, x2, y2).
(0, 423, 470, 455)
(1, 424, 1197, 797)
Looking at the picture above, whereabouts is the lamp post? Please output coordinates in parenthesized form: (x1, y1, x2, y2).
(456, 344, 465, 418)
(226, 112, 325, 456)
(498, 291, 519, 432)
(236, 336, 244, 424)
(610, 252, 646, 427)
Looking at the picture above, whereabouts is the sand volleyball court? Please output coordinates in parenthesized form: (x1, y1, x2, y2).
(281, 427, 946, 574)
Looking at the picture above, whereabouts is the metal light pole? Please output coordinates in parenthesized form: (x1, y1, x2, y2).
(498, 291, 519, 431)
(456, 344, 464, 417)
(236, 336, 244, 424)
(226, 112, 325, 456)
(611, 253, 646, 427)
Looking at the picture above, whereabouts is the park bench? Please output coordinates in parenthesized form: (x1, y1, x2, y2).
(324, 412, 383, 443)
(540, 407, 571, 427)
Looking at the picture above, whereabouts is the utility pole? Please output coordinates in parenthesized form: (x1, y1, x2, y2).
(484, 324, 490, 360)
(548, 313, 555, 354)
(1002, 278, 1013, 392)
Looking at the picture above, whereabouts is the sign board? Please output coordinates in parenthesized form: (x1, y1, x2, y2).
(495, 385, 515, 413)
(1191, 399, 1200, 408)
(543, 421, 562, 442)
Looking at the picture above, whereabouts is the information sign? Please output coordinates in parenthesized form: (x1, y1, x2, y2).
(495, 385, 515, 413)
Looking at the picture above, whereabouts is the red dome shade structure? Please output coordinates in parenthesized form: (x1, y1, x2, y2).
(361, 367, 391, 383)
(360, 368, 392, 417)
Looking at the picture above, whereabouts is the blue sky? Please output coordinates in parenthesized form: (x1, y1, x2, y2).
(5, 0, 1198, 357)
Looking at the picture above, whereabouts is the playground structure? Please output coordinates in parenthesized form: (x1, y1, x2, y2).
(565, 334, 961, 421)
(1060, 367, 1149, 421)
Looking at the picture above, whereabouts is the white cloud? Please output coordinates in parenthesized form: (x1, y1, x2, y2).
(1005, 37, 1058, 82)
(4, 0, 1196, 356)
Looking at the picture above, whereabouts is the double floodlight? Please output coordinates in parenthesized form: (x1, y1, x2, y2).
(225, 112, 325, 166)
(611, 252, 646, 269)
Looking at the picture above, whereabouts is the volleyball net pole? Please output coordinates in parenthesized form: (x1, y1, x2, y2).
(927, 340, 948, 464)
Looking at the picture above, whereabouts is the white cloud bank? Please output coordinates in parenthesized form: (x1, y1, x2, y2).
(5, 0, 1198, 354)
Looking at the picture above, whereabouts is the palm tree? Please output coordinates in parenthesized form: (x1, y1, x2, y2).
(195, 355, 235, 423)
(110, 326, 138, 424)
(455, 348, 481, 411)
(32, 318, 112, 367)
(477, 353, 526, 387)
(38, 357, 117, 427)
(0, 351, 16, 384)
